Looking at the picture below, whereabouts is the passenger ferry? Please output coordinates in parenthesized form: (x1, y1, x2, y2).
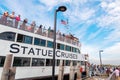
(0, 13, 88, 80)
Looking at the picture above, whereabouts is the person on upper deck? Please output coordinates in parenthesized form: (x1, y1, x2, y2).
(20, 18, 28, 30)
(1, 11, 9, 25)
(48, 26, 51, 37)
(56, 30, 61, 39)
(30, 21, 36, 32)
(36, 24, 43, 35)
(15, 14, 21, 28)
(42, 26, 46, 36)
(8, 11, 15, 27)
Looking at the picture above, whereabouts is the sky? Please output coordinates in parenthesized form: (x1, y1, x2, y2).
(0, 0, 120, 65)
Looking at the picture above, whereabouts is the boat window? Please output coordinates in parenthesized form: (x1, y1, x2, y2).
(24, 35, 32, 44)
(17, 34, 32, 44)
(65, 60, 70, 66)
(32, 58, 45, 66)
(0, 56, 5, 67)
(81, 61, 85, 65)
(13, 57, 31, 67)
(73, 61, 77, 66)
(57, 43, 64, 50)
(77, 49, 81, 53)
(46, 59, 53, 66)
(0, 32, 16, 41)
(47, 41, 53, 48)
(56, 60, 60, 66)
(63, 60, 65, 66)
(34, 38, 46, 46)
(65, 45, 71, 51)
(72, 47, 77, 53)
(17, 34, 24, 42)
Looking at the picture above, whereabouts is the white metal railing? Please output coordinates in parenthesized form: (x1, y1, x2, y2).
(0, 14, 81, 47)
(106, 72, 116, 80)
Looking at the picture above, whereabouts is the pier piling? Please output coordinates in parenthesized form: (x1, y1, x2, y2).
(76, 62, 81, 80)
(58, 60, 64, 80)
(69, 61, 75, 80)
(1, 54, 16, 80)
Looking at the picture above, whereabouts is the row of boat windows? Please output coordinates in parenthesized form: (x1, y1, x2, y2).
(0, 56, 85, 67)
(0, 32, 80, 53)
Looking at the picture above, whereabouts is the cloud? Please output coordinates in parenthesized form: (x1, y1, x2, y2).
(100, 42, 120, 65)
(95, 0, 120, 47)
(80, 43, 106, 65)
(39, 0, 58, 11)
(98, 0, 120, 28)
(104, 42, 120, 55)
(81, 42, 120, 65)
(1, 0, 55, 27)
(87, 28, 103, 41)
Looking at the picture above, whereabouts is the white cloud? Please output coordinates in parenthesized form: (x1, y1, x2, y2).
(66, 6, 95, 24)
(87, 28, 103, 41)
(101, 42, 120, 65)
(104, 29, 120, 43)
(2, 0, 54, 27)
(104, 42, 120, 55)
(80, 8, 95, 21)
(39, 0, 58, 11)
(81, 42, 120, 65)
(99, 0, 120, 28)
(81, 43, 100, 64)
(96, 0, 120, 46)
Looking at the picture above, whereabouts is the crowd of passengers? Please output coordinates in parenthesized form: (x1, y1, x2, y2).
(89, 64, 120, 80)
(0, 11, 80, 45)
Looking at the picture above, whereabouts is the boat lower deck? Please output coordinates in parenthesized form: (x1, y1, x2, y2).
(16, 74, 77, 80)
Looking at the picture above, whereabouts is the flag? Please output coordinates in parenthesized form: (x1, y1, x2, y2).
(61, 19, 67, 25)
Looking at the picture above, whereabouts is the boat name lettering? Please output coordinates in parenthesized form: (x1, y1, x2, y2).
(10, 43, 77, 59)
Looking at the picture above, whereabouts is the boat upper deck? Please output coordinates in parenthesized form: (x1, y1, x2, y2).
(0, 14, 81, 47)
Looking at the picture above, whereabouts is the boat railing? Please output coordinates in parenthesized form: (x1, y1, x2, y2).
(0, 14, 81, 47)
(106, 72, 116, 80)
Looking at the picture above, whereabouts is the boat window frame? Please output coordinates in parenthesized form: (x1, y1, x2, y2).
(13, 57, 31, 67)
(47, 40, 53, 48)
(34, 37, 46, 47)
(57, 43, 64, 50)
(0, 31, 16, 41)
(46, 59, 53, 66)
(0, 56, 6, 67)
(32, 58, 45, 66)
(65, 45, 71, 52)
(65, 60, 70, 66)
(17, 34, 33, 44)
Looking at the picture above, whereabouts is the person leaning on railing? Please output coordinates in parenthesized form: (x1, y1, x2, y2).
(20, 18, 28, 30)
(1, 11, 9, 25)
(35, 25, 43, 35)
(0, 11, 80, 46)
(30, 21, 36, 33)
(15, 14, 21, 28)
(8, 11, 15, 27)
(113, 67, 120, 80)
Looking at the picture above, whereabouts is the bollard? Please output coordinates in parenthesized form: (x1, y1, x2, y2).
(58, 60, 64, 80)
